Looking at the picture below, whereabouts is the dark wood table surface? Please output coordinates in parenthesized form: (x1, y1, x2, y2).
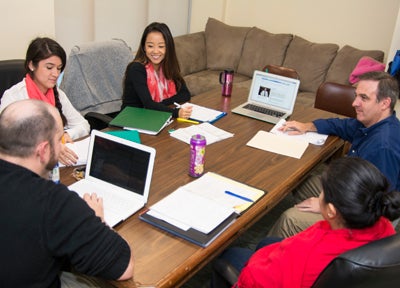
(61, 87, 344, 288)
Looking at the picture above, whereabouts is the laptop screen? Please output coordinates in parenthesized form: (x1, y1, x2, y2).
(249, 71, 299, 112)
(89, 134, 151, 196)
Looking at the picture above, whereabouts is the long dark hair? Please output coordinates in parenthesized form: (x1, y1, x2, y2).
(130, 22, 185, 91)
(25, 37, 67, 126)
(322, 157, 400, 229)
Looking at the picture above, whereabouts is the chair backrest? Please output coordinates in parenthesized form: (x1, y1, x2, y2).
(314, 82, 356, 118)
(312, 233, 400, 288)
(60, 39, 133, 115)
(0, 59, 25, 100)
(263, 64, 299, 80)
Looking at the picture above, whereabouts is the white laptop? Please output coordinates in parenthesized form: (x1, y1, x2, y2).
(232, 70, 300, 124)
(68, 130, 156, 227)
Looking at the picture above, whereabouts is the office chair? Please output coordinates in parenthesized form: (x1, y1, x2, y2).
(60, 39, 133, 130)
(263, 64, 300, 80)
(312, 233, 400, 288)
(314, 82, 356, 118)
(0, 59, 25, 100)
(212, 233, 400, 288)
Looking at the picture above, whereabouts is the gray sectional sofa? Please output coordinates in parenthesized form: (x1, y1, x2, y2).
(174, 18, 384, 107)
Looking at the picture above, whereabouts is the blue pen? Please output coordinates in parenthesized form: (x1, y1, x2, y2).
(225, 191, 254, 202)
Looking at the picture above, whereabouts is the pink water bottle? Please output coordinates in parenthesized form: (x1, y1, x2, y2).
(189, 134, 206, 177)
(219, 69, 234, 96)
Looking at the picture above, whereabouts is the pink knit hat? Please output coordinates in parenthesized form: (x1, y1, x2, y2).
(349, 56, 386, 84)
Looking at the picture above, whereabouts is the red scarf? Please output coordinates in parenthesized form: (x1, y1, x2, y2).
(145, 63, 176, 102)
(25, 73, 55, 106)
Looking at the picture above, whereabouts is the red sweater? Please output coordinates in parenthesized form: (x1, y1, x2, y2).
(235, 217, 395, 288)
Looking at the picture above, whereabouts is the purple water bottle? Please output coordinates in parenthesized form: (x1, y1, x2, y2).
(189, 134, 206, 177)
(219, 69, 234, 96)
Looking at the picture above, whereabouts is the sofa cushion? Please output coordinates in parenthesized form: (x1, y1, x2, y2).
(205, 18, 251, 71)
(174, 32, 207, 76)
(325, 45, 384, 85)
(184, 70, 250, 96)
(237, 27, 293, 77)
(283, 36, 339, 93)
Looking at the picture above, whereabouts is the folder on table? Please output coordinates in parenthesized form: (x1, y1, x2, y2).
(140, 172, 265, 247)
(105, 129, 141, 143)
(188, 103, 227, 124)
(109, 107, 173, 135)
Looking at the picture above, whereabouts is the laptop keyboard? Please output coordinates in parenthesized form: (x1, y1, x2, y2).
(243, 104, 285, 118)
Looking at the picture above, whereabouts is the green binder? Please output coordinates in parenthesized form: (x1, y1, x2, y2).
(109, 107, 172, 135)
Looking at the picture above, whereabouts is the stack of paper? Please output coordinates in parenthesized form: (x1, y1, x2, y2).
(170, 122, 234, 145)
(140, 172, 265, 247)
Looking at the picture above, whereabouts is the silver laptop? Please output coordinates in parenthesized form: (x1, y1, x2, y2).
(69, 130, 156, 227)
(232, 70, 300, 124)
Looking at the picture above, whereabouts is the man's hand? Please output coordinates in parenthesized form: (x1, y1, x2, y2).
(278, 121, 317, 135)
(83, 193, 105, 222)
(295, 197, 321, 213)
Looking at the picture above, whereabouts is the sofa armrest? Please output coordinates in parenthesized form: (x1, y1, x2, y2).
(174, 32, 207, 76)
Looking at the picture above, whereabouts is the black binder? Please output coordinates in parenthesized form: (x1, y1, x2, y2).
(140, 210, 237, 247)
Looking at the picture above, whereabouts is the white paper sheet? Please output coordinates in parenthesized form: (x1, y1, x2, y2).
(270, 119, 329, 145)
(170, 122, 234, 145)
(149, 187, 235, 234)
(247, 130, 309, 159)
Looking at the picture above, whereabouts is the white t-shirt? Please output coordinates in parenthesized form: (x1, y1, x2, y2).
(0, 78, 90, 139)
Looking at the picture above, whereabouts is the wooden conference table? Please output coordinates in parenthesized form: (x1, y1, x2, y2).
(61, 87, 344, 288)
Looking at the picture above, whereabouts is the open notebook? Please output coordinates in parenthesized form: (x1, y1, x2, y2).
(68, 130, 156, 227)
(232, 70, 300, 124)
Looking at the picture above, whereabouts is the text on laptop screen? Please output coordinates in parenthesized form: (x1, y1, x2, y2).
(250, 73, 298, 111)
(89, 135, 151, 195)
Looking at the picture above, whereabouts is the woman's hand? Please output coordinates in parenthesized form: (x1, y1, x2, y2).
(178, 104, 193, 119)
(295, 197, 321, 213)
(59, 144, 78, 166)
(62, 132, 73, 144)
(83, 193, 105, 222)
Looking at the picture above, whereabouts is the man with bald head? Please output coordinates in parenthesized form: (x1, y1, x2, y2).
(0, 100, 133, 287)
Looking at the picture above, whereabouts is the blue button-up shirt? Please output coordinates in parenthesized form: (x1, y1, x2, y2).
(313, 113, 400, 191)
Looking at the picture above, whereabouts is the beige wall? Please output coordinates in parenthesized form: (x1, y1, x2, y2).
(1, 0, 400, 64)
(190, 0, 400, 63)
(0, 0, 55, 60)
(0, 0, 190, 61)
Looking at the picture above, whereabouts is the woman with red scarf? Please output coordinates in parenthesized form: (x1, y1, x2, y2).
(122, 22, 192, 119)
(0, 38, 90, 166)
(212, 157, 400, 288)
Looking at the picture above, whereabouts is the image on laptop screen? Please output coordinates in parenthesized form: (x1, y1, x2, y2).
(89, 135, 151, 195)
(250, 72, 299, 111)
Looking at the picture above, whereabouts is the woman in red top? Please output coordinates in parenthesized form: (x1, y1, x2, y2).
(213, 157, 400, 288)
